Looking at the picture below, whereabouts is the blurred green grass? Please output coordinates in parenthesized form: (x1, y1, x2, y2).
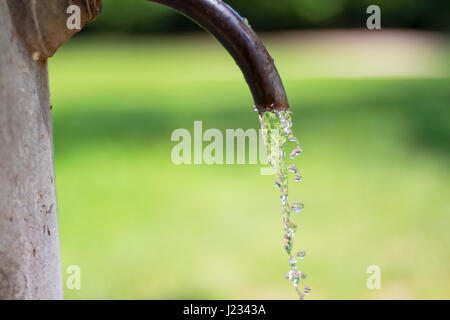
(49, 34, 450, 299)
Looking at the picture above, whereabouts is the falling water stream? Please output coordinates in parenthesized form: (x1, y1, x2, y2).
(259, 110, 310, 299)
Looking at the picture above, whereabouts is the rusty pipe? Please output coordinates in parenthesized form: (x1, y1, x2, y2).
(7, 0, 288, 112)
(148, 0, 289, 112)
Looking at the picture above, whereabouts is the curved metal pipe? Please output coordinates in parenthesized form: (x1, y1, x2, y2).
(148, 0, 289, 112)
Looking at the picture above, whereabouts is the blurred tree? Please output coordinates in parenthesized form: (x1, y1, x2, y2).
(83, 0, 450, 33)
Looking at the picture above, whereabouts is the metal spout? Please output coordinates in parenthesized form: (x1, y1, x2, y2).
(148, 0, 289, 112)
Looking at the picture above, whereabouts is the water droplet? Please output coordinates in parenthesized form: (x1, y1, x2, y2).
(283, 236, 293, 254)
(287, 165, 298, 173)
(297, 250, 306, 259)
(284, 231, 294, 240)
(286, 224, 297, 236)
(290, 146, 303, 159)
(291, 270, 302, 287)
(294, 172, 302, 182)
(304, 286, 311, 294)
(286, 219, 297, 229)
(282, 205, 290, 216)
(292, 202, 304, 212)
(288, 257, 297, 269)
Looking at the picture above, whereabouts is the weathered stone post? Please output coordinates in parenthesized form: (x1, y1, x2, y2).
(0, 0, 101, 300)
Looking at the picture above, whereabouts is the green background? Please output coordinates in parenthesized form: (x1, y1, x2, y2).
(85, 0, 450, 32)
(48, 1, 450, 299)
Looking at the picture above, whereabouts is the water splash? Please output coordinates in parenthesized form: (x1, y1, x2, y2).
(259, 110, 309, 299)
